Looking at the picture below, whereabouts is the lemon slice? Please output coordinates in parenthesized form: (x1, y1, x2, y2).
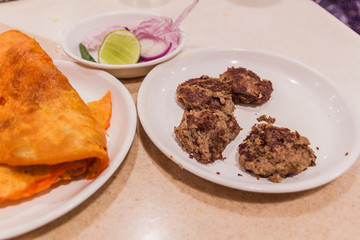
(98, 29, 141, 65)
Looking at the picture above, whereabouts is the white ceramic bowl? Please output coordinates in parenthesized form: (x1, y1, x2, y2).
(61, 11, 186, 78)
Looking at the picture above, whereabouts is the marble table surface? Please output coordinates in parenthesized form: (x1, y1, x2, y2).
(0, 0, 360, 239)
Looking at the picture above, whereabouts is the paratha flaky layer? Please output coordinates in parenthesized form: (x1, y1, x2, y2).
(0, 30, 109, 179)
(0, 94, 112, 202)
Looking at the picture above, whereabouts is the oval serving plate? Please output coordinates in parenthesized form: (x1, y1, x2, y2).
(137, 47, 360, 193)
(0, 60, 137, 239)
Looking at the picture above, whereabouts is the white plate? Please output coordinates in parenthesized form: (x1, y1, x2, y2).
(137, 47, 360, 193)
(0, 60, 137, 239)
(62, 11, 186, 78)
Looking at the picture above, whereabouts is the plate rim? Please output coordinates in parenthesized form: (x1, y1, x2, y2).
(0, 59, 137, 239)
(137, 46, 360, 194)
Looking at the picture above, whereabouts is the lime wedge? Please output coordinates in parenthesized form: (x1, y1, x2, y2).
(98, 29, 141, 65)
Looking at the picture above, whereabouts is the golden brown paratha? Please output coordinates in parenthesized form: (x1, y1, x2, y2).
(0, 30, 112, 202)
(0, 96, 112, 202)
(87, 91, 112, 130)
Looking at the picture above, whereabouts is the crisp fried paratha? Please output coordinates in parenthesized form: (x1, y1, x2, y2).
(0, 30, 112, 201)
(0, 96, 112, 202)
(87, 90, 112, 130)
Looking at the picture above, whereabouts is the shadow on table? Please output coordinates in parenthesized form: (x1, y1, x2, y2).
(139, 122, 356, 218)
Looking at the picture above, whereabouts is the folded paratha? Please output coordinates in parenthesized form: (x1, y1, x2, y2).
(0, 30, 111, 201)
(0, 93, 112, 202)
(87, 90, 112, 131)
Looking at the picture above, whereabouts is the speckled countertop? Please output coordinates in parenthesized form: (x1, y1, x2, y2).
(1, 0, 360, 239)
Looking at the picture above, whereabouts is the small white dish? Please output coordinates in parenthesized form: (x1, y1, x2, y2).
(137, 47, 360, 193)
(0, 60, 137, 239)
(62, 11, 186, 78)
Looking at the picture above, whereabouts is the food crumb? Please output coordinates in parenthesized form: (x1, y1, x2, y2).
(345, 152, 349, 156)
(178, 163, 184, 169)
(256, 114, 276, 124)
(216, 172, 220, 175)
(52, 18, 59, 22)
(222, 13, 228, 17)
(170, 155, 174, 159)
(238, 173, 242, 176)
(316, 147, 319, 150)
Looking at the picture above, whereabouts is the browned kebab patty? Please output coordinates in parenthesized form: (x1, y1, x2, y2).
(220, 66, 273, 105)
(174, 109, 241, 164)
(238, 122, 316, 183)
(176, 75, 235, 114)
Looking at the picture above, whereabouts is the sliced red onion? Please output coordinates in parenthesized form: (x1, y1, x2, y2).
(131, 0, 199, 60)
(131, 17, 180, 53)
(138, 34, 172, 61)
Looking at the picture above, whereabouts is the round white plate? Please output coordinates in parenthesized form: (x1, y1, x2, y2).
(0, 60, 137, 239)
(62, 11, 186, 78)
(137, 47, 360, 193)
